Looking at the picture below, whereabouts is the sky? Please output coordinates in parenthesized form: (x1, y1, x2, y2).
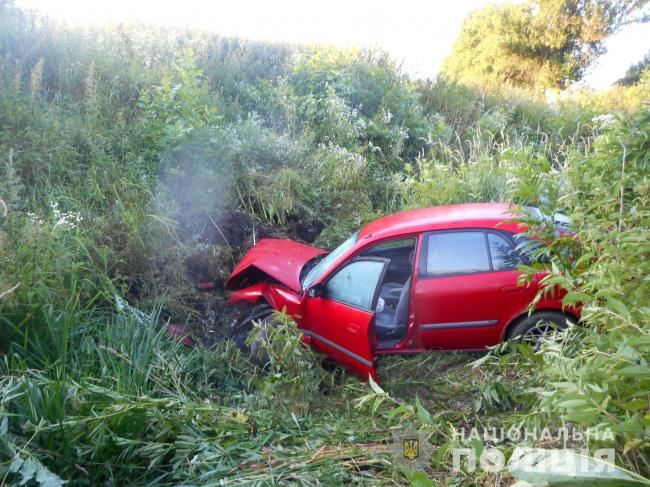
(15, 0, 650, 90)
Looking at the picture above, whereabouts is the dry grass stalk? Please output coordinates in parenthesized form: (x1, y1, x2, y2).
(0, 282, 20, 300)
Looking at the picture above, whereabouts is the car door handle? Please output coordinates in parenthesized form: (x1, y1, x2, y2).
(502, 285, 525, 293)
(346, 323, 360, 335)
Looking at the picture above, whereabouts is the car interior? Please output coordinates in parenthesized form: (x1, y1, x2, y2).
(360, 238, 417, 345)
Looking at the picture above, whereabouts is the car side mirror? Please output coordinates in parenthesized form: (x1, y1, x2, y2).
(307, 284, 325, 298)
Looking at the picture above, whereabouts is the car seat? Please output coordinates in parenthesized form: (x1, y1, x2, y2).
(379, 249, 415, 305)
(375, 276, 411, 339)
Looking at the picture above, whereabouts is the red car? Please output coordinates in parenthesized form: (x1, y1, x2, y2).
(226, 203, 578, 380)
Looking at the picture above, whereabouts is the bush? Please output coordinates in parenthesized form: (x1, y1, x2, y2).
(249, 311, 328, 413)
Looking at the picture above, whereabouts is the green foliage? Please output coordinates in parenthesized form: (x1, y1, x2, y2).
(509, 447, 650, 486)
(442, 0, 649, 89)
(136, 51, 219, 153)
(532, 108, 649, 470)
(465, 106, 650, 476)
(249, 310, 328, 412)
(237, 167, 314, 225)
(617, 50, 650, 86)
(399, 158, 510, 208)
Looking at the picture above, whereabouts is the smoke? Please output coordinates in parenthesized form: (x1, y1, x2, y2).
(155, 119, 305, 246)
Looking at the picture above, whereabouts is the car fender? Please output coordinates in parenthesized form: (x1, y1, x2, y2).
(228, 283, 313, 348)
(228, 282, 278, 308)
(500, 299, 580, 341)
(229, 282, 304, 318)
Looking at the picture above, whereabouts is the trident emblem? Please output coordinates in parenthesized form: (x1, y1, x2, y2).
(403, 438, 420, 461)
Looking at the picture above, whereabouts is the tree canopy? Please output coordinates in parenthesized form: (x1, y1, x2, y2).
(617, 50, 650, 85)
(442, 0, 650, 89)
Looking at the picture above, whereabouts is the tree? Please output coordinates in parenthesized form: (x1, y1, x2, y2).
(441, 0, 650, 90)
(616, 50, 650, 85)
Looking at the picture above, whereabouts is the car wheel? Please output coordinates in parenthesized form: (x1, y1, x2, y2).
(228, 307, 278, 368)
(249, 315, 280, 369)
(506, 311, 574, 349)
(228, 304, 272, 349)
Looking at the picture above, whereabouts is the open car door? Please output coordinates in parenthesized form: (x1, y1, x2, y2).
(303, 257, 388, 381)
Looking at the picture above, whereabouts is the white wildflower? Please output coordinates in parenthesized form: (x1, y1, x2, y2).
(50, 201, 82, 231)
(27, 212, 44, 225)
(591, 113, 615, 128)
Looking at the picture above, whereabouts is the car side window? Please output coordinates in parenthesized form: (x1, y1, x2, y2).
(326, 260, 385, 311)
(512, 234, 549, 264)
(425, 232, 490, 277)
(488, 232, 521, 270)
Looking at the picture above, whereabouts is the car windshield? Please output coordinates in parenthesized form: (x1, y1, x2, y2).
(302, 231, 359, 290)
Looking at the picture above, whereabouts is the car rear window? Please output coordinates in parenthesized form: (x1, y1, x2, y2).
(425, 232, 490, 276)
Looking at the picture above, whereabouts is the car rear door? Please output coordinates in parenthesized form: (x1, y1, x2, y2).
(413, 230, 536, 350)
(302, 257, 388, 380)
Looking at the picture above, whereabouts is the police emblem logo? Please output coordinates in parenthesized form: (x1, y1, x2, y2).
(403, 437, 420, 461)
(390, 426, 431, 471)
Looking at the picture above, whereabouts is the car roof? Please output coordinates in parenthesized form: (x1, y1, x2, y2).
(358, 203, 524, 242)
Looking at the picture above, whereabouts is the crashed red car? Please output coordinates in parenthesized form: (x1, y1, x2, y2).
(226, 203, 578, 380)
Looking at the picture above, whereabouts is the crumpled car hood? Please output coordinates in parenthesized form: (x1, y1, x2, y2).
(226, 239, 326, 292)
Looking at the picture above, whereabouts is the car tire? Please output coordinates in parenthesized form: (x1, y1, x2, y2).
(228, 304, 271, 346)
(506, 310, 575, 348)
(228, 306, 277, 369)
(249, 315, 281, 369)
